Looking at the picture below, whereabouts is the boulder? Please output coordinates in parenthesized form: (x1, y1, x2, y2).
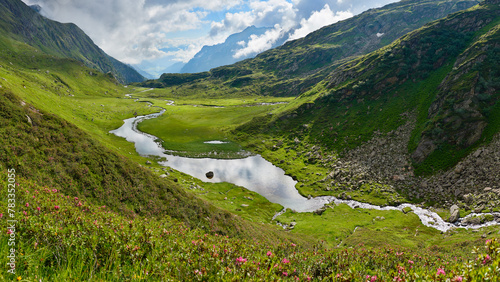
(206, 171, 214, 179)
(448, 204, 460, 222)
(314, 207, 327, 215)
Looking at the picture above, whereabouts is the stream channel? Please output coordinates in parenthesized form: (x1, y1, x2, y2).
(110, 101, 500, 233)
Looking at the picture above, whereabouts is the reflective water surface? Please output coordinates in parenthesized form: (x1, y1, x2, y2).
(110, 110, 332, 212)
(111, 109, 500, 230)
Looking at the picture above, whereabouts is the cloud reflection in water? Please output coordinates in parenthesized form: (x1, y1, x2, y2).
(110, 111, 331, 212)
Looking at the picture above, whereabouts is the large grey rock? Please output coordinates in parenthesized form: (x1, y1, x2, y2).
(448, 204, 460, 222)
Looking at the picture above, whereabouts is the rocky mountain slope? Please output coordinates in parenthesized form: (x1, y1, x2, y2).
(0, 0, 144, 84)
(255, 0, 500, 209)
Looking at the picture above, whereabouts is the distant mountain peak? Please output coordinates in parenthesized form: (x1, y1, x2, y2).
(180, 25, 285, 74)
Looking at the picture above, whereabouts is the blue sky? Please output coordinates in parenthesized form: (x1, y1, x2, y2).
(21, 0, 397, 69)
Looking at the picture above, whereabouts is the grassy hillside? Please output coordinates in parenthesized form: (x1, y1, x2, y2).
(1, 173, 498, 280)
(0, 0, 144, 83)
(0, 30, 301, 243)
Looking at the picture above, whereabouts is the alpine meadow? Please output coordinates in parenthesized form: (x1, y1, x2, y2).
(0, 0, 499, 281)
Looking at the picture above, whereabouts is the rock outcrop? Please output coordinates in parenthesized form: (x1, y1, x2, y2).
(448, 205, 460, 222)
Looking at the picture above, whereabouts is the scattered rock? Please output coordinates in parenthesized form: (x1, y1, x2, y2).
(473, 149, 482, 158)
(26, 115, 32, 125)
(448, 204, 460, 222)
(206, 171, 214, 179)
(146, 161, 152, 165)
(314, 207, 327, 215)
(402, 207, 413, 214)
(474, 204, 485, 213)
(159, 174, 168, 178)
(241, 204, 249, 207)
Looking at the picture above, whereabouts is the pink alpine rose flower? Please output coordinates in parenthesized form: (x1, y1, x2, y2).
(236, 257, 247, 264)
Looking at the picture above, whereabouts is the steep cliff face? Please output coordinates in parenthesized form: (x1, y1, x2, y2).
(413, 21, 500, 162)
(0, 0, 144, 83)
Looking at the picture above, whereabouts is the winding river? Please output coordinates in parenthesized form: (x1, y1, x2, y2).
(110, 101, 500, 232)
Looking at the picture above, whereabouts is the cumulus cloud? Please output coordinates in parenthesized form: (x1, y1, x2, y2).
(288, 4, 353, 41)
(21, 0, 225, 64)
(21, 0, 398, 67)
(209, 0, 296, 39)
(233, 24, 285, 59)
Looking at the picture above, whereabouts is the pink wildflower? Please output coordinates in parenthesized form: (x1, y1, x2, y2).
(307, 276, 312, 281)
(25, 203, 29, 207)
(0, 213, 3, 218)
(371, 276, 377, 282)
(408, 260, 414, 264)
(52, 189, 57, 193)
(436, 268, 445, 276)
(267, 251, 272, 256)
(452, 276, 463, 282)
(54, 205, 60, 210)
(23, 211, 27, 216)
(291, 243, 296, 247)
(282, 258, 290, 264)
(236, 257, 247, 264)
(7, 229, 13, 235)
(283, 272, 288, 277)
(37, 207, 41, 211)
(483, 254, 491, 265)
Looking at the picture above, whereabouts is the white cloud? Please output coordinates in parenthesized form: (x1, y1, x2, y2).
(22, 0, 215, 64)
(288, 4, 353, 41)
(233, 24, 285, 59)
(21, 0, 398, 67)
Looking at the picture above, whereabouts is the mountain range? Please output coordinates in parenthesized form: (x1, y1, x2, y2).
(180, 25, 287, 74)
(143, 0, 480, 95)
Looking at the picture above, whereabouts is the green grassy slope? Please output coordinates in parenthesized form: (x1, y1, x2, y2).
(1, 174, 498, 280)
(0, 0, 144, 83)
